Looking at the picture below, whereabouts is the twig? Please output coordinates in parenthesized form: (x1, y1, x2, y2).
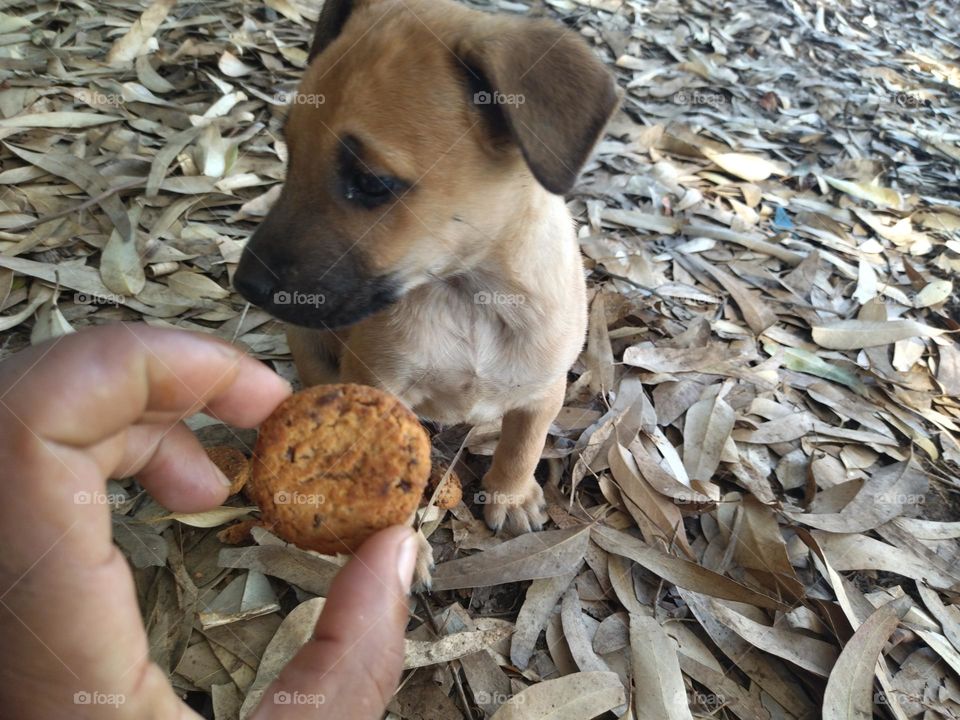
(6, 178, 145, 233)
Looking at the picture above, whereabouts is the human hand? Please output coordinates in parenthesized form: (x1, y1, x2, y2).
(0, 324, 416, 719)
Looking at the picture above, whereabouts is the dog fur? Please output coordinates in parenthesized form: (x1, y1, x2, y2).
(235, 0, 617, 559)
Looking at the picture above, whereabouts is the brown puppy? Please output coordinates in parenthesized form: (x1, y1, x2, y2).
(234, 0, 617, 560)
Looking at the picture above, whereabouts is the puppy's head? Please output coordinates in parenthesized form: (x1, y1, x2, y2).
(234, 0, 617, 329)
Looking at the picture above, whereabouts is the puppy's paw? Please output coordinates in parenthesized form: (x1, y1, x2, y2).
(481, 478, 546, 535)
(411, 529, 435, 592)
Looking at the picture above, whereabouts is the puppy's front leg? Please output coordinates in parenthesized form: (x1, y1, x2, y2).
(482, 378, 565, 534)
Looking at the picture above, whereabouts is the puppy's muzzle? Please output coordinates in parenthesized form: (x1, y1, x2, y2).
(234, 233, 399, 330)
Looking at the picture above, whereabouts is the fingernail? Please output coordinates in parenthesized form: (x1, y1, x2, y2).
(396, 531, 417, 591)
(213, 466, 233, 487)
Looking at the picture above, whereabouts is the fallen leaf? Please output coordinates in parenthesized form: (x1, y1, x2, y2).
(107, 0, 178, 64)
(511, 569, 579, 669)
(592, 525, 784, 609)
(915, 279, 952, 307)
(239, 597, 325, 717)
(489, 671, 626, 720)
(813, 531, 958, 590)
(682, 387, 735, 482)
(218, 543, 340, 596)
(703, 149, 787, 182)
(160, 506, 257, 528)
(561, 588, 611, 673)
(167, 270, 231, 300)
(630, 614, 693, 720)
(811, 319, 946, 350)
(404, 626, 514, 669)
(823, 175, 904, 210)
(823, 598, 910, 720)
(5, 144, 132, 242)
(0, 112, 122, 128)
(786, 461, 928, 533)
(431, 526, 590, 591)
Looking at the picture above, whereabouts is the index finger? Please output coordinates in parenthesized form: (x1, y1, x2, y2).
(0, 323, 290, 447)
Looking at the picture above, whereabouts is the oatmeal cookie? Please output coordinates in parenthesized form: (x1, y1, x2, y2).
(246, 384, 431, 554)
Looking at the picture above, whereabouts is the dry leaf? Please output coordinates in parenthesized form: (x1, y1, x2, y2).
(812, 531, 959, 590)
(915, 279, 952, 307)
(5, 145, 133, 242)
(160, 506, 257, 528)
(786, 461, 928, 533)
(511, 569, 579, 669)
(703, 149, 787, 182)
(694, 592, 838, 676)
(239, 597, 325, 717)
(218, 543, 340, 596)
(682, 386, 734, 482)
(431, 527, 590, 591)
(106, 0, 177, 64)
(404, 626, 514, 669)
(823, 175, 904, 210)
(811, 319, 946, 350)
(489, 671, 626, 720)
(592, 526, 784, 610)
(630, 614, 692, 720)
(0, 112, 122, 128)
(166, 270, 231, 300)
(561, 588, 611, 673)
(823, 598, 910, 720)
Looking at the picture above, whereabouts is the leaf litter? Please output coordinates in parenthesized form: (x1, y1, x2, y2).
(1, 0, 959, 717)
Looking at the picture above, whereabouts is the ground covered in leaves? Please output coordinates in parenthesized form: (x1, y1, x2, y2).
(1, 0, 959, 717)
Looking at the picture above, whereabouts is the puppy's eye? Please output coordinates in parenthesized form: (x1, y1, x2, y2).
(345, 171, 400, 207)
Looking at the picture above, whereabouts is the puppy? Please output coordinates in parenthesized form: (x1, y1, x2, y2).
(234, 0, 617, 560)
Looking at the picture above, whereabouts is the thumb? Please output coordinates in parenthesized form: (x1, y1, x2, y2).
(253, 526, 418, 719)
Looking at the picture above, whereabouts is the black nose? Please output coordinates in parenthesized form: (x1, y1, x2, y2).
(234, 256, 277, 306)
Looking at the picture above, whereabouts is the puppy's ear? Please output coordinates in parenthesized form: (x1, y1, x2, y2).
(461, 21, 619, 195)
(308, 0, 356, 61)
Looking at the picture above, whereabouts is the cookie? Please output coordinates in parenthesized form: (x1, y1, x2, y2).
(246, 383, 431, 555)
(205, 446, 251, 495)
(423, 463, 462, 510)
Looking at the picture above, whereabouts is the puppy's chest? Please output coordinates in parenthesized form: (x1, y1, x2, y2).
(376, 299, 546, 424)
(409, 339, 534, 425)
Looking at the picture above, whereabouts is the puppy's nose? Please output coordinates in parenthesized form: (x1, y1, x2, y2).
(234, 260, 277, 307)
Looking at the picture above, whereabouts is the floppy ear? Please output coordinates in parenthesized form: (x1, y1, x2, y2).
(460, 21, 619, 195)
(308, 0, 357, 62)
